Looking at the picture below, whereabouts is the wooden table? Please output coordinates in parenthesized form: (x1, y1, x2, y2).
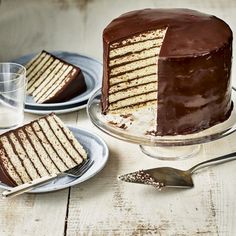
(0, 0, 236, 235)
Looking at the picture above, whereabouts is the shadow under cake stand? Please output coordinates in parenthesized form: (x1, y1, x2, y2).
(87, 89, 236, 161)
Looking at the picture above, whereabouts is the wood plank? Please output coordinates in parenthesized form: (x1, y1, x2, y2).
(0, 189, 69, 236)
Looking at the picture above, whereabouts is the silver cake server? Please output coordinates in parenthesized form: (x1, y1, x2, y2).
(118, 152, 236, 189)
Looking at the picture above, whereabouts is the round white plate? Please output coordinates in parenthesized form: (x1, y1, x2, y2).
(13, 51, 102, 109)
(24, 101, 87, 115)
(0, 126, 109, 193)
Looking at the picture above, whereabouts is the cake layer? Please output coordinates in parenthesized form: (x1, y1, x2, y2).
(109, 91, 157, 111)
(110, 66, 156, 85)
(110, 29, 166, 49)
(28, 59, 64, 93)
(26, 50, 86, 104)
(0, 136, 30, 185)
(31, 122, 68, 171)
(110, 38, 162, 58)
(9, 133, 39, 180)
(26, 52, 48, 75)
(109, 47, 159, 67)
(109, 74, 157, 93)
(0, 147, 23, 185)
(109, 82, 157, 103)
(105, 28, 162, 114)
(110, 57, 157, 76)
(110, 101, 157, 114)
(0, 114, 87, 186)
(33, 66, 74, 103)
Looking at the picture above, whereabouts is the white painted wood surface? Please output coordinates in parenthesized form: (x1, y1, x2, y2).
(0, 0, 236, 235)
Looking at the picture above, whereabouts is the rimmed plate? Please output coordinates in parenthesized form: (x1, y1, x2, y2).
(13, 51, 102, 109)
(24, 100, 87, 115)
(0, 126, 109, 193)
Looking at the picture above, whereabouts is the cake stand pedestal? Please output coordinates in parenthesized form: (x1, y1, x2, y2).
(87, 89, 236, 161)
(139, 145, 201, 160)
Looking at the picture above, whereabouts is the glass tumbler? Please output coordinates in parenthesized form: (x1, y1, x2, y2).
(0, 63, 27, 130)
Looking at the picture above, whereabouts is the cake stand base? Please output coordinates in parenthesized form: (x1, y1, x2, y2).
(139, 144, 202, 161)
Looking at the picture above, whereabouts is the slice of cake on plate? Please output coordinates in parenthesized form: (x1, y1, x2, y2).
(101, 8, 233, 135)
(26, 50, 87, 103)
(0, 114, 87, 186)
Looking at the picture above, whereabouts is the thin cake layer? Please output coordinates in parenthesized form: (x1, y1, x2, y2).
(0, 114, 87, 186)
(26, 50, 87, 104)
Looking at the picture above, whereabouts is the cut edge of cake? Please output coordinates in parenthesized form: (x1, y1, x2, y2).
(104, 28, 167, 115)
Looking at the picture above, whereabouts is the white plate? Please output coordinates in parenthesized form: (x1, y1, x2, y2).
(0, 126, 109, 193)
(13, 51, 102, 109)
(24, 101, 87, 115)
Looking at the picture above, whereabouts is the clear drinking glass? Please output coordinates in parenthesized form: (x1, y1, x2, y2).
(0, 63, 27, 130)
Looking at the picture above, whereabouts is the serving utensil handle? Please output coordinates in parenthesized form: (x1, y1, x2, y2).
(189, 152, 236, 173)
(2, 174, 58, 199)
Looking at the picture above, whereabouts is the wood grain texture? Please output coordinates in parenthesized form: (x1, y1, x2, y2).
(0, 189, 69, 236)
(0, 0, 235, 235)
(67, 118, 236, 235)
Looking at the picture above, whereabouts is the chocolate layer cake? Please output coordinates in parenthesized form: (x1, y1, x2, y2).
(26, 50, 86, 103)
(101, 9, 233, 135)
(0, 114, 87, 186)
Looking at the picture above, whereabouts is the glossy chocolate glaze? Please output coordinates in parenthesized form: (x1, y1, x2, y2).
(0, 141, 18, 187)
(102, 8, 233, 135)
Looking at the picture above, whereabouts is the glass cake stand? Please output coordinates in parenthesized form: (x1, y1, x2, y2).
(87, 89, 236, 160)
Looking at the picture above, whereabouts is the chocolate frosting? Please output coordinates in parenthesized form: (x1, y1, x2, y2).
(0, 142, 17, 187)
(102, 8, 233, 135)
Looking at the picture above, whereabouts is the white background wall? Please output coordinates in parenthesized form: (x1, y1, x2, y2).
(0, 0, 235, 82)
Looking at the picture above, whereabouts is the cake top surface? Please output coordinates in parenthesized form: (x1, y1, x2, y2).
(103, 8, 232, 57)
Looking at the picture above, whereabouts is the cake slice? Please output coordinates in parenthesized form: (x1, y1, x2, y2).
(26, 50, 87, 103)
(0, 114, 87, 186)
